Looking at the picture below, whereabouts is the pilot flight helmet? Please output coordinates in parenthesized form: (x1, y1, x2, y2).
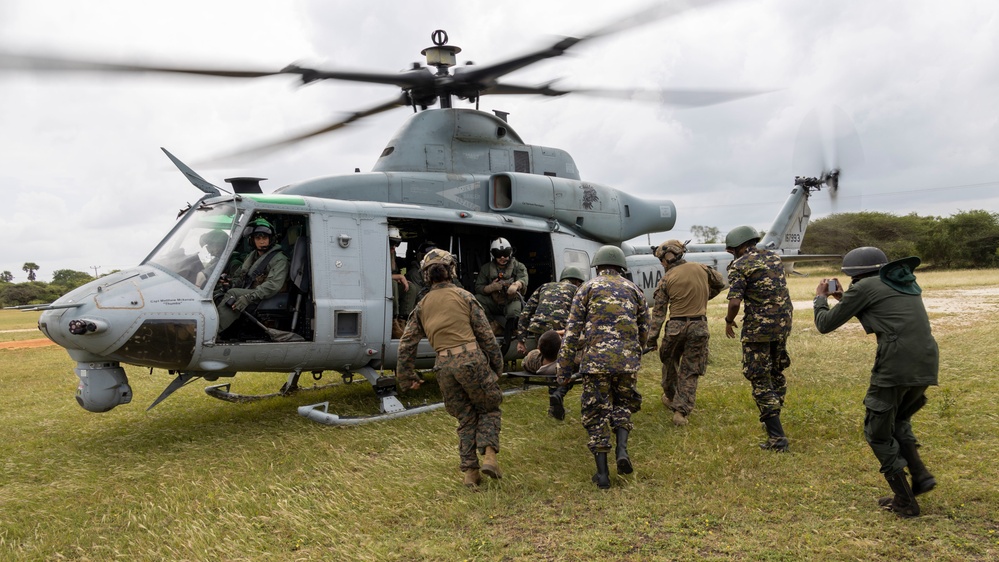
(841, 246, 889, 278)
(654, 239, 687, 263)
(388, 226, 402, 246)
(725, 225, 761, 250)
(248, 218, 275, 238)
(592, 245, 627, 269)
(200, 229, 229, 250)
(247, 218, 276, 250)
(559, 266, 587, 282)
(421, 247, 458, 284)
(490, 237, 514, 259)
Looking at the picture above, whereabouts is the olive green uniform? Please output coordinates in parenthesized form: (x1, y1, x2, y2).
(814, 263, 938, 475)
(216, 245, 288, 331)
(474, 258, 529, 321)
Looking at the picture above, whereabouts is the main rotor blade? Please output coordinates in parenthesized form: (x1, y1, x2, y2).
(0, 51, 282, 78)
(488, 82, 774, 107)
(204, 93, 410, 163)
(457, 0, 730, 86)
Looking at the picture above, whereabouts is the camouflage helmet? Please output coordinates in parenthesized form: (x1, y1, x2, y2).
(592, 245, 627, 269)
(725, 225, 761, 249)
(841, 246, 888, 278)
(421, 247, 457, 284)
(654, 239, 687, 262)
(559, 266, 587, 282)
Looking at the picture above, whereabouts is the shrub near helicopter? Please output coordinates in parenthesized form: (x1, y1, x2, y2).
(5, 3, 803, 424)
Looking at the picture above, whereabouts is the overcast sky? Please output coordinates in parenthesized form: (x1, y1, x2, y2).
(2, 0, 997, 282)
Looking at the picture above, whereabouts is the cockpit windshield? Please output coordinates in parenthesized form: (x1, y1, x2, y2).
(145, 203, 244, 289)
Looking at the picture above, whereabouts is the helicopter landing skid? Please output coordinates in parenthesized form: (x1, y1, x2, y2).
(298, 387, 526, 426)
(204, 381, 342, 403)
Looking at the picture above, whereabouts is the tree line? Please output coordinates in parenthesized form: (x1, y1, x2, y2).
(800, 210, 999, 269)
(3, 210, 997, 307)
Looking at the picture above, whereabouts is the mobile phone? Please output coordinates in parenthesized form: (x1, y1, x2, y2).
(827, 279, 838, 293)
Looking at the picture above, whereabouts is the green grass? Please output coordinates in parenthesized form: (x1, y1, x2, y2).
(2, 270, 998, 561)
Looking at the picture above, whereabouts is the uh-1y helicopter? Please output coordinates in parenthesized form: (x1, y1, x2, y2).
(8, 3, 773, 424)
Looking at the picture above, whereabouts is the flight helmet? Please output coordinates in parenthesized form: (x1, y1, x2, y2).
(490, 237, 514, 259)
(248, 218, 276, 250)
(388, 226, 402, 246)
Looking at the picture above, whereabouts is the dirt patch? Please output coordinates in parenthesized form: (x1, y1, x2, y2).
(0, 338, 55, 350)
(795, 287, 999, 316)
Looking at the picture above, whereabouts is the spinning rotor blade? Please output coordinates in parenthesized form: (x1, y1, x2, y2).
(204, 93, 411, 163)
(488, 83, 773, 107)
(0, 51, 282, 78)
(792, 106, 865, 211)
(457, 0, 730, 86)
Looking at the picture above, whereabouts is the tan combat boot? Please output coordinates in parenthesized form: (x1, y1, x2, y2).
(673, 410, 688, 426)
(481, 446, 502, 479)
(463, 468, 481, 488)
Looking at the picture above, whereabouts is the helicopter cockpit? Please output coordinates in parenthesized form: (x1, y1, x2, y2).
(145, 202, 244, 290)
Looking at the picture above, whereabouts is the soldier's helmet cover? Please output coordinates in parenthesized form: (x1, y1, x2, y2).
(421, 248, 458, 283)
(724, 225, 761, 249)
(559, 266, 587, 282)
(592, 245, 627, 269)
(841, 246, 889, 278)
(654, 239, 687, 262)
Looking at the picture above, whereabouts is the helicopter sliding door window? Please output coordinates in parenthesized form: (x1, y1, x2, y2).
(335, 311, 361, 338)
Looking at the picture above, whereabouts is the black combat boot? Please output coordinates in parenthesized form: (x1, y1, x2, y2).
(615, 427, 633, 474)
(878, 470, 920, 517)
(899, 441, 936, 496)
(501, 317, 518, 355)
(592, 452, 611, 489)
(548, 385, 567, 421)
(759, 415, 790, 452)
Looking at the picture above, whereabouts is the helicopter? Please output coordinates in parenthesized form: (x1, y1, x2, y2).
(6, 3, 779, 424)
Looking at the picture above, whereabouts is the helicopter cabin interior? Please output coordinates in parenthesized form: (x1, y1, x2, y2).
(387, 218, 565, 336)
(218, 211, 314, 343)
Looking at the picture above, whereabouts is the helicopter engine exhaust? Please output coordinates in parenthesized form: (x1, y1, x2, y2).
(74, 361, 133, 412)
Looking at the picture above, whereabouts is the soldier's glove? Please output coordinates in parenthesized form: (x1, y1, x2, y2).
(232, 295, 253, 312)
(484, 281, 503, 294)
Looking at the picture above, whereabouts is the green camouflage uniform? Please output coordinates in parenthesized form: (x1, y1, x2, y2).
(216, 245, 288, 331)
(397, 282, 504, 472)
(556, 269, 650, 453)
(814, 261, 939, 475)
(648, 260, 726, 416)
(726, 248, 793, 421)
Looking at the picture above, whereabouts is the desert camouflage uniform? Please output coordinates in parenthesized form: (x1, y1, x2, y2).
(726, 248, 793, 421)
(397, 282, 504, 471)
(648, 260, 726, 416)
(556, 269, 650, 453)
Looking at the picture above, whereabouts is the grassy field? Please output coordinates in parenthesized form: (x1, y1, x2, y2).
(2, 267, 998, 561)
